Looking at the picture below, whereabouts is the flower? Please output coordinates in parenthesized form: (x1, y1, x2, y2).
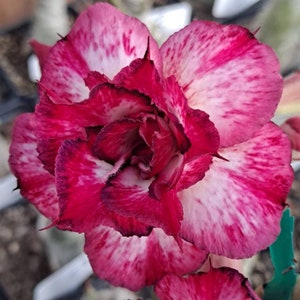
(9, 3, 293, 290)
(155, 267, 260, 300)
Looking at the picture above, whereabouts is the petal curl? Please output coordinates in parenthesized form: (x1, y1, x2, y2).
(101, 167, 183, 236)
(84, 226, 208, 291)
(9, 114, 58, 220)
(155, 267, 259, 300)
(161, 21, 283, 147)
(55, 139, 151, 236)
(179, 122, 293, 258)
(40, 3, 162, 104)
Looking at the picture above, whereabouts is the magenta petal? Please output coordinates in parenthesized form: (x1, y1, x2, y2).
(84, 226, 208, 291)
(161, 21, 283, 147)
(155, 267, 259, 300)
(179, 122, 293, 258)
(55, 139, 115, 232)
(84, 71, 110, 90)
(184, 108, 220, 161)
(9, 114, 58, 221)
(101, 167, 183, 236)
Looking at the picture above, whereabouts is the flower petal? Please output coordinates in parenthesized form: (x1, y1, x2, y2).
(9, 114, 58, 220)
(84, 226, 208, 291)
(179, 122, 293, 258)
(101, 167, 183, 236)
(161, 21, 283, 147)
(155, 267, 259, 300)
(55, 139, 151, 235)
(93, 118, 141, 163)
(30, 40, 51, 69)
(36, 84, 151, 173)
(55, 139, 114, 232)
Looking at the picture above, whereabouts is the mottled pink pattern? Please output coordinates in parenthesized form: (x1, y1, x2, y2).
(161, 21, 283, 147)
(155, 268, 259, 300)
(9, 114, 58, 220)
(40, 3, 162, 104)
(179, 123, 293, 257)
(85, 227, 208, 291)
(8, 3, 293, 291)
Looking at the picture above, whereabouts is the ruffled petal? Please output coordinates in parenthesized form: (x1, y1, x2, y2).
(161, 21, 283, 147)
(55, 139, 151, 236)
(36, 84, 151, 173)
(55, 139, 114, 232)
(93, 118, 141, 163)
(101, 167, 183, 236)
(9, 114, 58, 221)
(84, 226, 208, 291)
(155, 267, 259, 300)
(179, 122, 293, 258)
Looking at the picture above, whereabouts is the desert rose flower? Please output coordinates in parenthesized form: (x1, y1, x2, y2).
(9, 3, 293, 290)
(155, 267, 260, 300)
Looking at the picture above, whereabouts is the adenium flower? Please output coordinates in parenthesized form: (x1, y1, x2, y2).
(9, 3, 293, 290)
(155, 267, 260, 300)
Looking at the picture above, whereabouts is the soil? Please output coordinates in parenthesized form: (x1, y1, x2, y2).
(0, 1, 299, 300)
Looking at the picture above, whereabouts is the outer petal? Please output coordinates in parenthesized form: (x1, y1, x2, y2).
(161, 21, 283, 147)
(40, 3, 162, 104)
(155, 268, 259, 300)
(101, 167, 183, 236)
(84, 226, 208, 291)
(179, 122, 293, 258)
(8, 114, 58, 220)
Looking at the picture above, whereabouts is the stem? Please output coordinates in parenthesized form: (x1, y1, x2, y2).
(263, 208, 297, 300)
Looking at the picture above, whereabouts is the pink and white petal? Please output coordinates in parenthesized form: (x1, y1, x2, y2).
(281, 116, 300, 151)
(161, 21, 282, 147)
(40, 38, 90, 104)
(9, 113, 58, 221)
(155, 267, 259, 300)
(88, 84, 152, 125)
(55, 139, 115, 232)
(101, 167, 183, 236)
(179, 122, 293, 258)
(84, 226, 208, 291)
(68, 3, 162, 79)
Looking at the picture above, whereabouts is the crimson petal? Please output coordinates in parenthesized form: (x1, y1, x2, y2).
(101, 167, 183, 236)
(155, 267, 259, 300)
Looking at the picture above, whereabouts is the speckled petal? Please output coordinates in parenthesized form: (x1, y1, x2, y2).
(9, 114, 58, 221)
(40, 3, 162, 104)
(161, 21, 282, 147)
(84, 226, 208, 291)
(179, 122, 293, 258)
